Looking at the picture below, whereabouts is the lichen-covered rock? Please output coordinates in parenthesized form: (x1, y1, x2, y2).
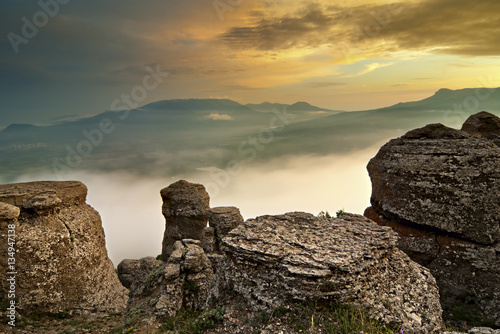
(124, 240, 214, 328)
(365, 117, 500, 327)
(0, 181, 128, 314)
(461, 111, 500, 146)
(161, 180, 210, 259)
(367, 123, 500, 245)
(221, 212, 444, 333)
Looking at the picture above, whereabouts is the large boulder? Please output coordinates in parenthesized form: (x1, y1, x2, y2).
(117, 259, 141, 289)
(161, 180, 210, 260)
(221, 212, 444, 333)
(365, 117, 500, 327)
(461, 111, 500, 146)
(0, 181, 128, 314)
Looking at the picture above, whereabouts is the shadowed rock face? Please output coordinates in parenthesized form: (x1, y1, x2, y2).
(0, 181, 128, 314)
(461, 111, 500, 146)
(208, 206, 244, 252)
(221, 212, 444, 334)
(160, 180, 210, 260)
(365, 114, 500, 327)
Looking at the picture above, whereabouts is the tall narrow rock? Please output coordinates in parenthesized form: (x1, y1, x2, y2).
(0, 181, 128, 314)
(160, 180, 210, 260)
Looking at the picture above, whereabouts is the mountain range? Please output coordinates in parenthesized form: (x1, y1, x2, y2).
(1, 88, 499, 182)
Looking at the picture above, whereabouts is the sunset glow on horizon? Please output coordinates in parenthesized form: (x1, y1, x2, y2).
(2, 0, 500, 126)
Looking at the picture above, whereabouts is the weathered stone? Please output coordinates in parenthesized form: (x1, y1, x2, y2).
(0, 181, 128, 314)
(221, 212, 444, 333)
(200, 226, 215, 253)
(446, 328, 500, 334)
(160, 180, 210, 259)
(117, 259, 141, 289)
(124, 241, 214, 329)
(367, 123, 500, 245)
(208, 206, 243, 252)
(461, 111, 500, 146)
(365, 118, 500, 327)
(0, 201, 19, 220)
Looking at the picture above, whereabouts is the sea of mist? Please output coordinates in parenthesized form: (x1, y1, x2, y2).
(4, 144, 383, 265)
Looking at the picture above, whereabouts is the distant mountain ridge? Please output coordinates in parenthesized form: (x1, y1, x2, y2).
(1, 88, 499, 182)
(371, 87, 500, 112)
(246, 101, 339, 113)
(0, 99, 335, 132)
(142, 98, 252, 112)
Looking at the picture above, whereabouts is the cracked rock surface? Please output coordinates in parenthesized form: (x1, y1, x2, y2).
(365, 114, 500, 327)
(221, 212, 444, 334)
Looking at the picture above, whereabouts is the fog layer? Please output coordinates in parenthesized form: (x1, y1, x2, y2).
(6, 145, 381, 265)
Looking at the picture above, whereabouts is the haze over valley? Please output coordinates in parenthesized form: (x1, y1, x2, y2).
(2, 89, 500, 263)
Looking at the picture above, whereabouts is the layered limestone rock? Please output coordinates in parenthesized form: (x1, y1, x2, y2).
(161, 180, 210, 259)
(221, 212, 444, 333)
(365, 116, 500, 326)
(0, 181, 128, 314)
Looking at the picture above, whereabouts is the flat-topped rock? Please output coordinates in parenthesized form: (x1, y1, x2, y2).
(0, 181, 128, 314)
(0, 181, 87, 208)
(221, 212, 444, 333)
(161, 180, 210, 259)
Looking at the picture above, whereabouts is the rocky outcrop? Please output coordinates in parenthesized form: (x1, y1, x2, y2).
(0, 181, 128, 314)
(123, 240, 214, 328)
(123, 180, 447, 333)
(161, 180, 210, 260)
(461, 111, 500, 146)
(221, 212, 444, 333)
(365, 115, 500, 327)
(208, 206, 244, 252)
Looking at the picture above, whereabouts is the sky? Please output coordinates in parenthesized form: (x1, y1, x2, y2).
(1, 0, 500, 127)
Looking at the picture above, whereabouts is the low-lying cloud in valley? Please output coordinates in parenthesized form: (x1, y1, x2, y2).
(4, 146, 381, 265)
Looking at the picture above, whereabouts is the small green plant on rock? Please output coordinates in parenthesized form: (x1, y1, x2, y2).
(318, 211, 332, 218)
(145, 264, 167, 290)
(159, 306, 225, 334)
